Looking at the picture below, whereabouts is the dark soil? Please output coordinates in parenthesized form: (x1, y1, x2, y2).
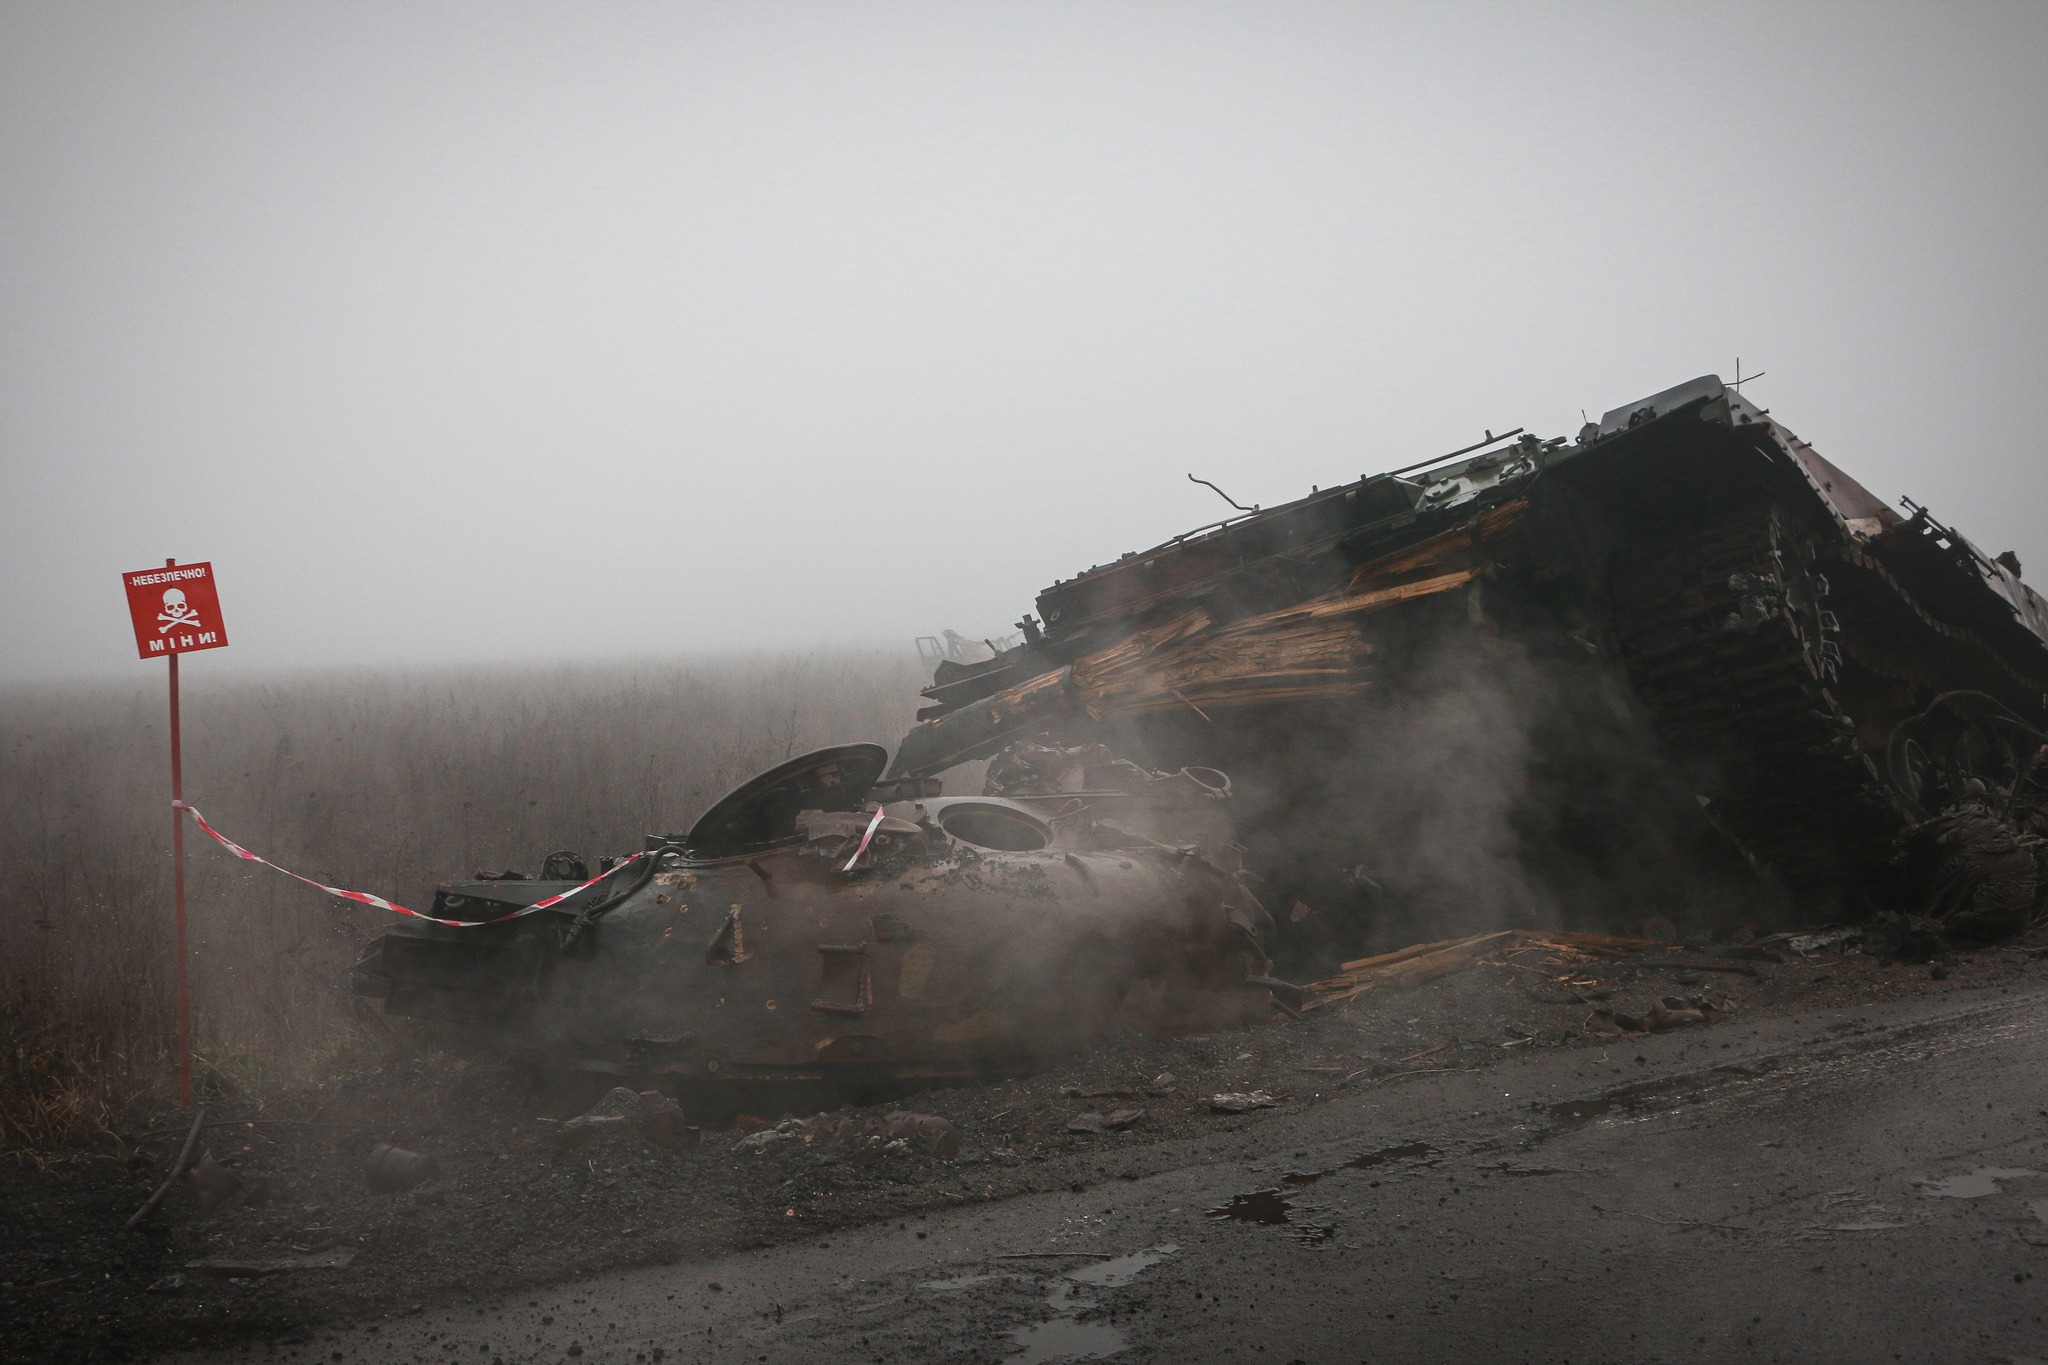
(5, 932, 2039, 1362)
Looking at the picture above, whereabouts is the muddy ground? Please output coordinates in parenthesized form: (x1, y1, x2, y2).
(4, 930, 2040, 1362)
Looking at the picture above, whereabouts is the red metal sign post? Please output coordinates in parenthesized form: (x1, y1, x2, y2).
(121, 559, 229, 1109)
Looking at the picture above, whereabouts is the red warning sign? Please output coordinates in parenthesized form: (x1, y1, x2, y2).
(121, 562, 229, 659)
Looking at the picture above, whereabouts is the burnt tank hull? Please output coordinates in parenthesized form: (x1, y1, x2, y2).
(353, 751, 1267, 1090)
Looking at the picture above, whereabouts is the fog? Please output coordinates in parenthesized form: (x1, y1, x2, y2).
(4, 1, 2045, 684)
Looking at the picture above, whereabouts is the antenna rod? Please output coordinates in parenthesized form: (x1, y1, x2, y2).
(1187, 474, 1254, 512)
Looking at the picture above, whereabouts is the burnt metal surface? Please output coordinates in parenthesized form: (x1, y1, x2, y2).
(353, 747, 1264, 1095)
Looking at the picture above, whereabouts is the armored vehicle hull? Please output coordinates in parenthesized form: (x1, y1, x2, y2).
(893, 377, 2048, 939)
(353, 745, 1266, 1095)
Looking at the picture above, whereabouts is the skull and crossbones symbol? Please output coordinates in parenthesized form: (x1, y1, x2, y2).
(157, 588, 203, 633)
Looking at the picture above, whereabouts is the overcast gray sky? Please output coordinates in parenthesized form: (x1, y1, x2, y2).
(3, 1, 2044, 684)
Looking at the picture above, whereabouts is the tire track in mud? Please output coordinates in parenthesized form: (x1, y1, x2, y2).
(1517, 994, 2048, 1151)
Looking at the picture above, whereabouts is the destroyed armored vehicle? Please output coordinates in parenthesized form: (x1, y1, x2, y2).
(891, 376, 2048, 945)
(352, 743, 1269, 1094)
(356, 374, 2047, 1089)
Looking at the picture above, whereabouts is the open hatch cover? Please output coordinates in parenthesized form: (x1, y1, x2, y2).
(683, 743, 890, 859)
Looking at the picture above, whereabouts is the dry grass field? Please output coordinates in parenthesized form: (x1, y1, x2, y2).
(0, 649, 922, 1152)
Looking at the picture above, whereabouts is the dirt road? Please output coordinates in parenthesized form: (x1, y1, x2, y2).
(163, 977, 2048, 1364)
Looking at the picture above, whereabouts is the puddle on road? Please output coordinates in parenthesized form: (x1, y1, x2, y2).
(1068, 1245, 1178, 1287)
(1003, 1245, 1179, 1362)
(1920, 1168, 2040, 1199)
(1207, 1189, 1336, 1243)
(1208, 1189, 1292, 1225)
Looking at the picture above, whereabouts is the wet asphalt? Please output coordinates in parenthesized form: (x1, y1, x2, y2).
(176, 979, 2048, 1364)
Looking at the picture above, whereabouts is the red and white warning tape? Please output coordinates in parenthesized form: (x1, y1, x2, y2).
(843, 804, 887, 872)
(172, 801, 646, 928)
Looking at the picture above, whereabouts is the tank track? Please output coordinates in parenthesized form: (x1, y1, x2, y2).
(1826, 540, 2048, 707)
(1610, 504, 1896, 904)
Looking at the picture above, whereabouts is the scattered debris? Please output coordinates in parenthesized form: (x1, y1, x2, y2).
(878, 1111, 964, 1157)
(1788, 927, 1862, 955)
(1644, 999, 1720, 1032)
(1919, 1168, 2041, 1199)
(1067, 1108, 1149, 1134)
(1638, 959, 1760, 978)
(732, 1110, 962, 1162)
(1302, 930, 1657, 1012)
(1595, 997, 1724, 1034)
(555, 1087, 697, 1150)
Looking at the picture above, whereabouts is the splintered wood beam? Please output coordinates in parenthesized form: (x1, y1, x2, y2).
(1299, 929, 1660, 1012)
